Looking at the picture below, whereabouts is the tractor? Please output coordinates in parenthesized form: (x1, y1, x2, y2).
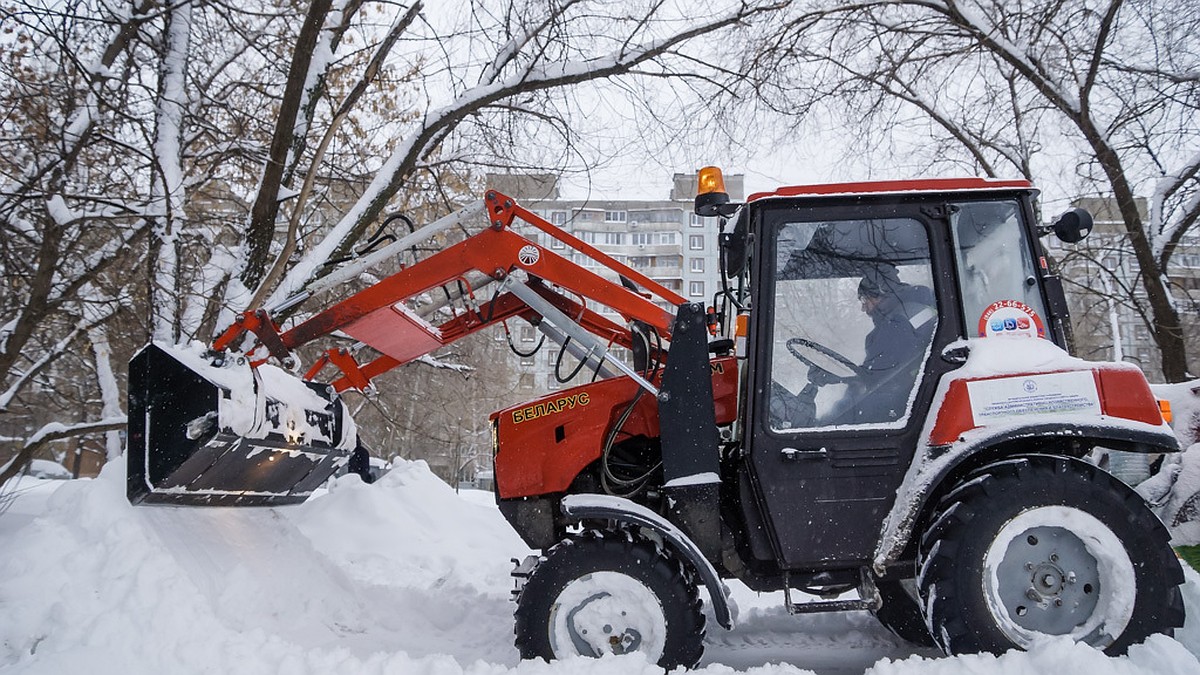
(128, 169, 1185, 668)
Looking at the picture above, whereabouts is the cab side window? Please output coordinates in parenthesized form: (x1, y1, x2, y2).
(768, 217, 937, 430)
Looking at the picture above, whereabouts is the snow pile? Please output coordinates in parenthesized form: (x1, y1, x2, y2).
(1139, 381, 1200, 544)
(1152, 381, 1200, 448)
(0, 459, 527, 674)
(292, 460, 529, 593)
(2, 460, 1200, 674)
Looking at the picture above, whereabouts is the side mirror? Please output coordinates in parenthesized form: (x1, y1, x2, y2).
(1050, 208, 1093, 244)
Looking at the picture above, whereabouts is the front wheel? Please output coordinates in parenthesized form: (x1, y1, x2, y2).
(918, 456, 1185, 656)
(514, 528, 706, 669)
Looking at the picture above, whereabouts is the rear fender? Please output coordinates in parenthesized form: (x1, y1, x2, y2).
(560, 494, 734, 630)
(872, 422, 1179, 572)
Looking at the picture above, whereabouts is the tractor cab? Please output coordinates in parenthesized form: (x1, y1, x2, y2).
(713, 177, 1072, 571)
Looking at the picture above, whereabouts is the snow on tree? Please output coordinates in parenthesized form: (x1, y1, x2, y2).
(0, 0, 784, 480)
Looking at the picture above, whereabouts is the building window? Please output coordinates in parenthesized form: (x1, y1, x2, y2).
(551, 211, 567, 226)
(550, 236, 565, 250)
(689, 281, 705, 297)
(689, 234, 704, 250)
(603, 232, 624, 245)
(520, 325, 536, 342)
(547, 374, 562, 390)
(519, 355, 536, 367)
(690, 257, 704, 273)
(660, 232, 677, 245)
(605, 210, 627, 223)
(690, 213, 707, 228)
(632, 232, 652, 246)
(519, 373, 534, 389)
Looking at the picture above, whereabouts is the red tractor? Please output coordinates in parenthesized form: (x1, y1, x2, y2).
(129, 170, 1184, 668)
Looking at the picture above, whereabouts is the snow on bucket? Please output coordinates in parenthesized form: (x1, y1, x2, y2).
(127, 343, 356, 506)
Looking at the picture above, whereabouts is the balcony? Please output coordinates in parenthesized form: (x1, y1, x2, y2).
(642, 266, 682, 279)
(603, 243, 681, 257)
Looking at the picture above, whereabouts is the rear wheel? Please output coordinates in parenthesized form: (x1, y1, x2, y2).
(514, 528, 706, 669)
(917, 456, 1185, 655)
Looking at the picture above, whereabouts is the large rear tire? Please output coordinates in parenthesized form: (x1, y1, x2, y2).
(514, 528, 706, 669)
(917, 455, 1185, 656)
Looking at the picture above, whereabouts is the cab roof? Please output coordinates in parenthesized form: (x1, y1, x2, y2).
(746, 177, 1035, 203)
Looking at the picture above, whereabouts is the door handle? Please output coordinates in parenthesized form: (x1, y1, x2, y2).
(781, 447, 828, 461)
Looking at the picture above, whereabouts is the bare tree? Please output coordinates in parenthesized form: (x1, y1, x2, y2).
(748, 0, 1200, 381)
(0, 0, 787, 481)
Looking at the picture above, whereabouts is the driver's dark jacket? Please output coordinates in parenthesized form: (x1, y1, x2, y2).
(851, 285, 936, 422)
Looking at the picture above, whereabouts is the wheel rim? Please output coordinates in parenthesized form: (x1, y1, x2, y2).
(548, 571, 667, 661)
(983, 505, 1135, 649)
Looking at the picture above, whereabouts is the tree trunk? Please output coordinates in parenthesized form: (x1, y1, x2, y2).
(241, 0, 334, 295)
(1080, 117, 1190, 381)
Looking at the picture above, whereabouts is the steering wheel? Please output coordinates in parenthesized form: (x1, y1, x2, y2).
(786, 337, 866, 385)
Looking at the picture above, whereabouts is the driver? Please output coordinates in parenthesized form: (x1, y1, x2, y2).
(844, 265, 936, 422)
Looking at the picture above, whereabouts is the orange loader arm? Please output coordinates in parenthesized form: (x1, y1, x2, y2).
(212, 191, 688, 393)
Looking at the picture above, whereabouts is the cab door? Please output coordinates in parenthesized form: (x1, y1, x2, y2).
(742, 200, 961, 569)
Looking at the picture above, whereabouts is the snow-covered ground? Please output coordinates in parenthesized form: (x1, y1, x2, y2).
(2, 460, 1199, 675)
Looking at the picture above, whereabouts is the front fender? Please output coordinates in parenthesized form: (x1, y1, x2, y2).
(559, 494, 733, 630)
(872, 421, 1178, 573)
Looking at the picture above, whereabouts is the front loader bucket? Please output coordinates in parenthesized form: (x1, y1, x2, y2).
(127, 343, 356, 506)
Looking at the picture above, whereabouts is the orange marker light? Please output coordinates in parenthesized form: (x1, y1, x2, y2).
(698, 166, 727, 196)
(735, 313, 749, 338)
(734, 312, 749, 356)
(1159, 399, 1173, 424)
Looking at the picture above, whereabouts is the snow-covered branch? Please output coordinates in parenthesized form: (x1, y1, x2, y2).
(268, 0, 780, 306)
(0, 303, 118, 412)
(148, 0, 193, 344)
(1153, 149, 1200, 261)
(0, 417, 128, 486)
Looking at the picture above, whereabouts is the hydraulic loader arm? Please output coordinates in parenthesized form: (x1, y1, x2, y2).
(213, 191, 688, 393)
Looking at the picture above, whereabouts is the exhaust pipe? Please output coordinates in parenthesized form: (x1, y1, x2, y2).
(127, 343, 356, 506)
